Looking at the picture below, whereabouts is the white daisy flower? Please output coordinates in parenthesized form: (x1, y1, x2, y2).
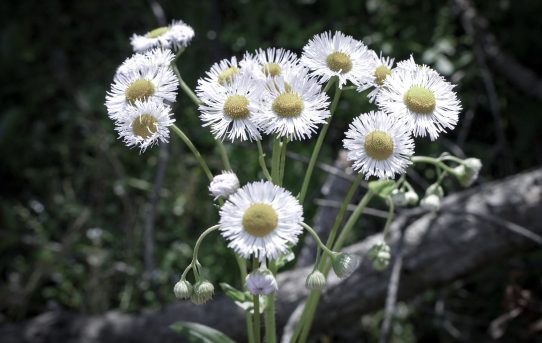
(256, 66, 330, 140)
(343, 111, 415, 179)
(395, 55, 436, 75)
(106, 63, 178, 121)
(197, 56, 244, 91)
(377, 63, 462, 140)
(300, 31, 373, 88)
(219, 181, 304, 261)
(196, 73, 263, 142)
(130, 20, 195, 52)
(353, 51, 394, 102)
(240, 48, 299, 80)
(114, 99, 174, 152)
(116, 48, 175, 76)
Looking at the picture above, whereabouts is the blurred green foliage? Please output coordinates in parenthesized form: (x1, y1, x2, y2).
(1, 0, 541, 341)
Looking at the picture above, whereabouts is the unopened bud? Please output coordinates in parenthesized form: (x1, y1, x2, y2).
(367, 242, 391, 271)
(190, 280, 214, 305)
(305, 270, 326, 291)
(391, 189, 408, 206)
(331, 253, 360, 279)
(420, 184, 444, 211)
(453, 158, 482, 187)
(173, 279, 193, 299)
(245, 268, 278, 295)
(405, 191, 419, 205)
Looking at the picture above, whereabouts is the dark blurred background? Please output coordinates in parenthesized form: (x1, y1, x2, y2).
(1, 0, 541, 342)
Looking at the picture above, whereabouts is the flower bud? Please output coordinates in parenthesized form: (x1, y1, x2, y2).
(173, 279, 193, 299)
(245, 268, 278, 295)
(391, 189, 408, 206)
(331, 252, 360, 279)
(208, 171, 240, 200)
(420, 184, 444, 211)
(305, 270, 326, 291)
(367, 242, 391, 271)
(453, 158, 482, 187)
(190, 280, 214, 305)
(405, 191, 419, 206)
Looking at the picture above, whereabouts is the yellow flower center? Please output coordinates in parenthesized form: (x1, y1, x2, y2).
(364, 130, 394, 160)
(374, 65, 391, 85)
(223, 95, 250, 119)
(261, 63, 282, 77)
(272, 93, 304, 118)
(242, 203, 278, 237)
(326, 51, 352, 73)
(132, 114, 158, 139)
(217, 67, 239, 86)
(125, 79, 155, 104)
(403, 86, 436, 114)
(146, 26, 169, 38)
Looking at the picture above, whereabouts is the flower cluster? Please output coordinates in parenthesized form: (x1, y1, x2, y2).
(105, 20, 195, 152)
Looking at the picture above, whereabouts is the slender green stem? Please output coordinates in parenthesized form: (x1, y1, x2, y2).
(295, 190, 375, 343)
(257, 140, 272, 181)
(216, 140, 232, 171)
(252, 258, 261, 343)
(253, 294, 261, 343)
(322, 77, 336, 93)
(191, 225, 220, 266)
(300, 222, 335, 256)
(324, 174, 363, 252)
(170, 124, 213, 181)
(411, 156, 457, 175)
(279, 139, 288, 185)
(271, 137, 282, 184)
(237, 256, 254, 343)
(298, 78, 342, 204)
(382, 197, 395, 241)
(172, 64, 202, 106)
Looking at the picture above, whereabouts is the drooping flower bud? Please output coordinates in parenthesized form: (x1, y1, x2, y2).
(305, 270, 326, 290)
(405, 191, 419, 206)
(190, 280, 214, 305)
(173, 279, 193, 299)
(391, 189, 408, 206)
(420, 184, 444, 211)
(245, 268, 278, 295)
(331, 252, 360, 279)
(367, 241, 391, 271)
(453, 158, 482, 187)
(208, 171, 240, 200)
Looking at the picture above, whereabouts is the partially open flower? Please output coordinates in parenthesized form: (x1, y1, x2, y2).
(209, 171, 240, 200)
(130, 19, 195, 52)
(246, 268, 278, 295)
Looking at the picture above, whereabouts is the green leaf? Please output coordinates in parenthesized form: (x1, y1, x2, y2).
(170, 321, 236, 343)
(275, 249, 295, 269)
(219, 282, 246, 302)
(368, 180, 396, 198)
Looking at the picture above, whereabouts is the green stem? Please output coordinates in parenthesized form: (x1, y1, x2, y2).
(257, 140, 272, 181)
(279, 139, 288, 185)
(298, 78, 342, 204)
(271, 137, 281, 184)
(264, 261, 277, 343)
(235, 255, 253, 343)
(324, 174, 363, 252)
(295, 190, 375, 343)
(382, 197, 395, 241)
(253, 294, 261, 343)
(252, 258, 261, 343)
(185, 225, 220, 280)
(170, 124, 213, 181)
(300, 223, 335, 257)
(172, 64, 202, 106)
(216, 140, 232, 171)
(411, 156, 457, 175)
